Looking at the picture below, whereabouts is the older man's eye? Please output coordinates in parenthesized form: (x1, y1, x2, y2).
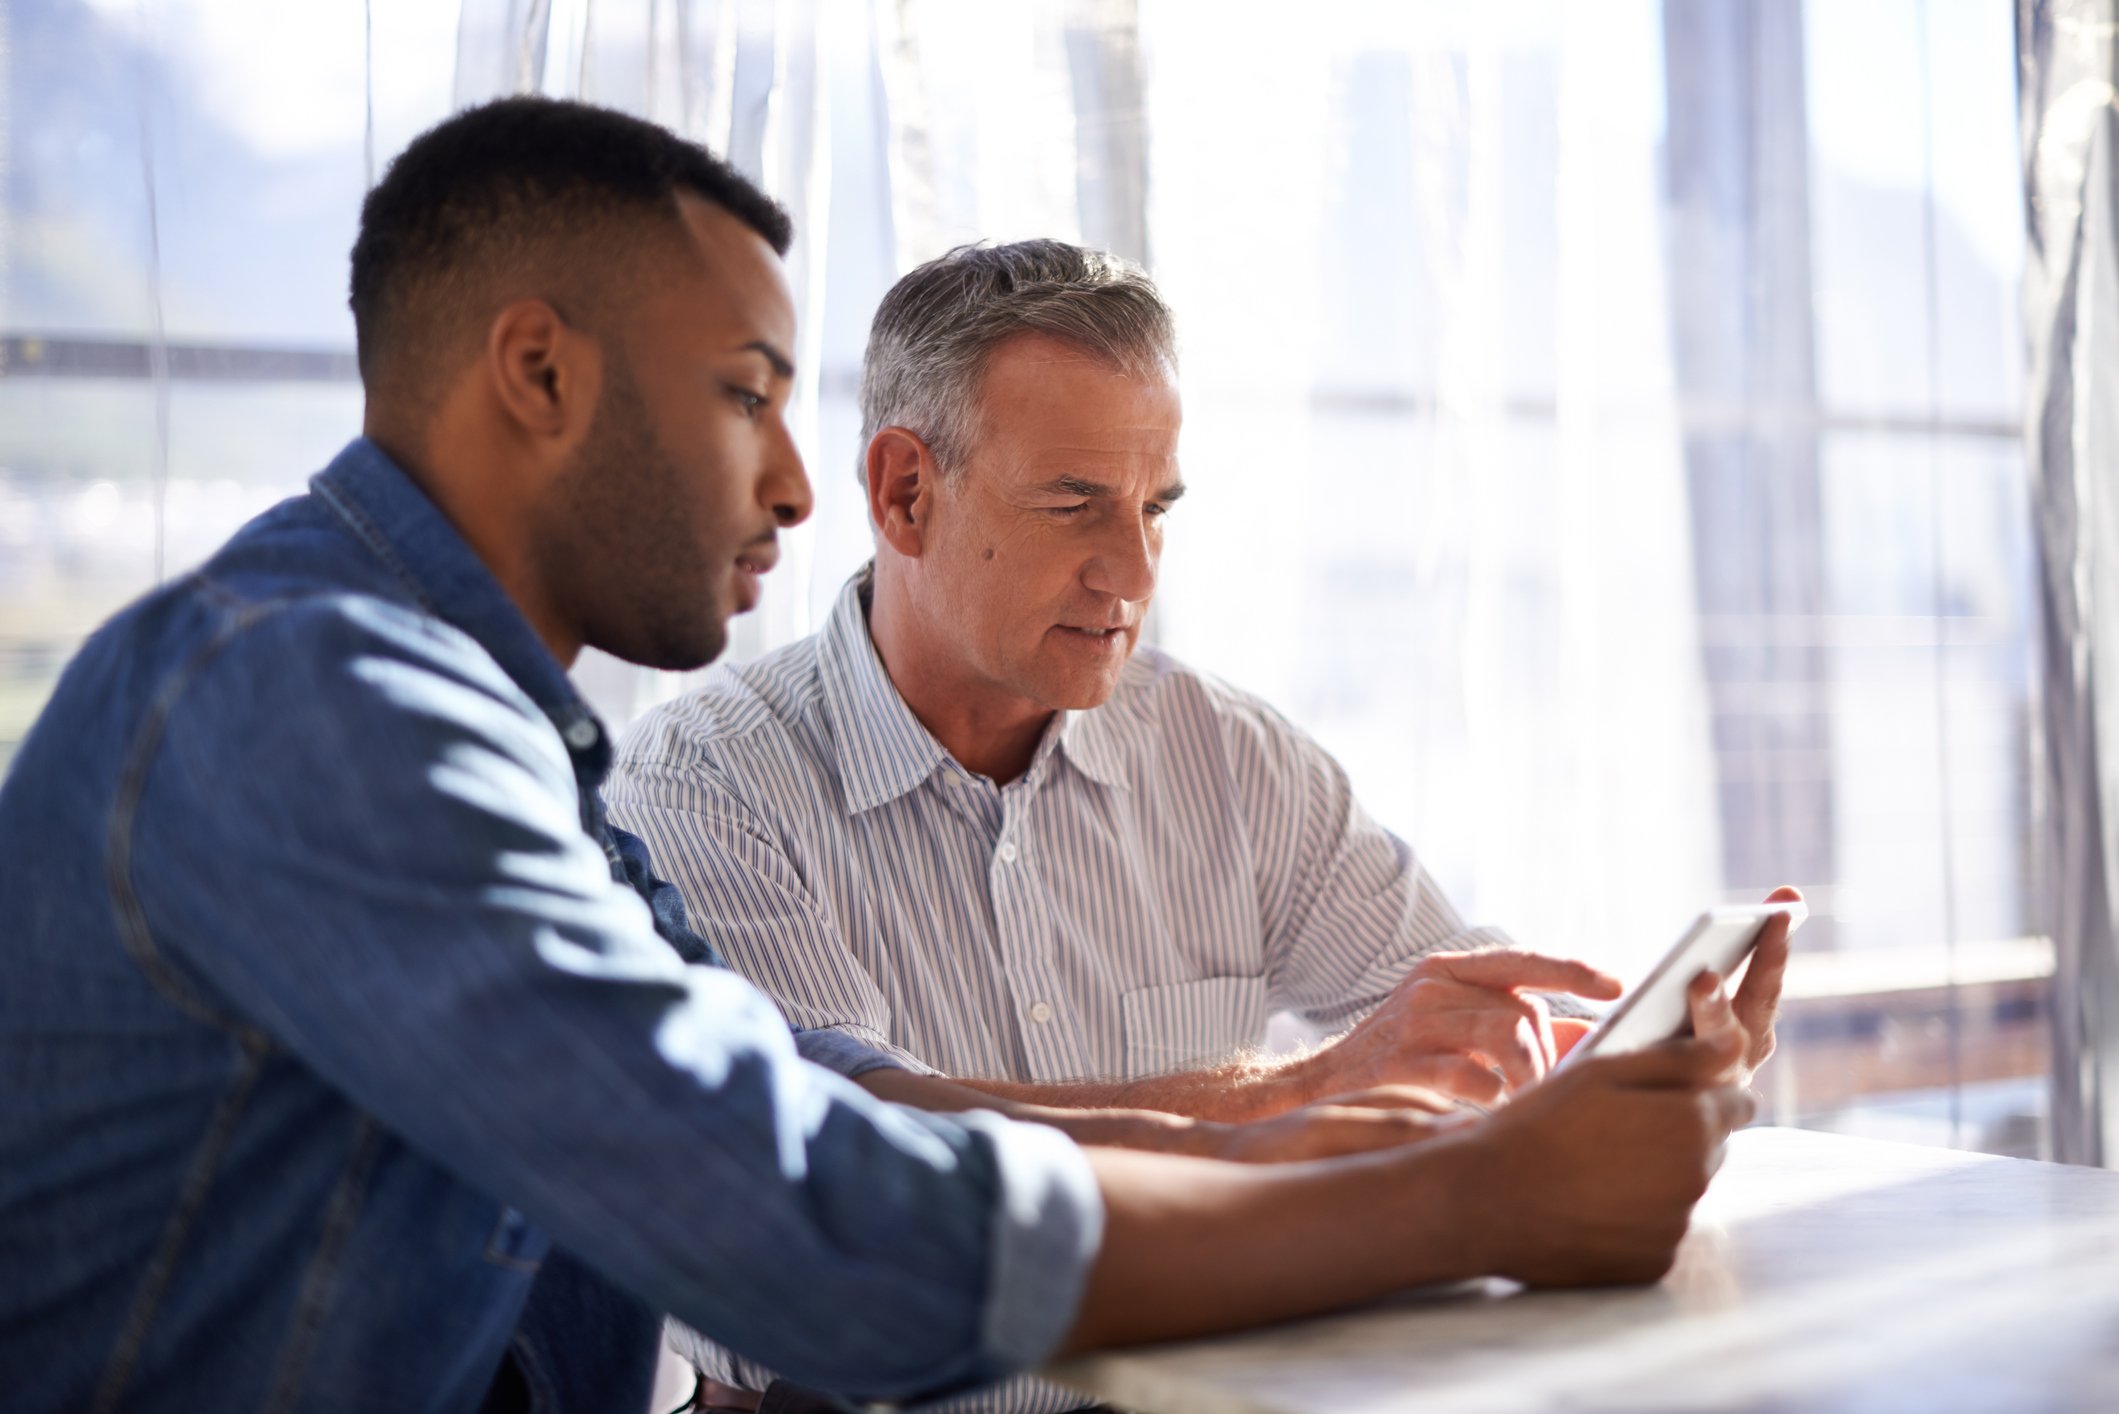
(1048, 503, 1089, 517)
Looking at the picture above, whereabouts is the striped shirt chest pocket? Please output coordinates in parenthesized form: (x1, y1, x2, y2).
(1116, 973, 1269, 1079)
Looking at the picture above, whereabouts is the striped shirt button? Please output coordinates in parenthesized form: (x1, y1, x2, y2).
(997, 841, 1019, 863)
(1027, 1001, 1054, 1024)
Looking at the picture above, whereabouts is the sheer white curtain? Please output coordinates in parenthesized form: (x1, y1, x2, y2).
(1132, 2, 1722, 978)
(2022, 0, 2119, 1167)
(397, 0, 2055, 1145)
(2, 0, 2046, 1150)
(481, 0, 1722, 974)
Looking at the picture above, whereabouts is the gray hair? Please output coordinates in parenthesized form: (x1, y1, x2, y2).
(856, 239, 1177, 483)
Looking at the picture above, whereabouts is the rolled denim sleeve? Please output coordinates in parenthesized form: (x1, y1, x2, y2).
(948, 1111, 1104, 1374)
(124, 596, 1101, 1400)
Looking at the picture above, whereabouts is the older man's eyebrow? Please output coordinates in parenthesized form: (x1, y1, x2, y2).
(743, 339, 795, 380)
(1036, 475, 1189, 504)
(1039, 475, 1112, 499)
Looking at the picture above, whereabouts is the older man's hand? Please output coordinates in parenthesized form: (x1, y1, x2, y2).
(1290, 949, 1625, 1108)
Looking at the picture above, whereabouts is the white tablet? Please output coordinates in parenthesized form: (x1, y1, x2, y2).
(1557, 901, 1807, 1067)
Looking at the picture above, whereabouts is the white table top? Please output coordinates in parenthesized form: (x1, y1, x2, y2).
(1050, 1126, 2119, 1413)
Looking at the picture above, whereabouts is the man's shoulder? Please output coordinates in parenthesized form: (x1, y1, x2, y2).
(70, 491, 508, 721)
(160, 588, 548, 793)
(14, 548, 565, 893)
(1108, 643, 1301, 739)
(615, 633, 830, 781)
(211, 503, 520, 687)
(1091, 645, 1334, 802)
(1, 485, 545, 843)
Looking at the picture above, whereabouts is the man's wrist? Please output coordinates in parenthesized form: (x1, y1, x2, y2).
(1035, 1105, 1227, 1158)
(1114, 1109, 1217, 1156)
(1172, 1118, 1241, 1159)
(1379, 1126, 1501, 1284)
(1248, 1043, 1335, 1118)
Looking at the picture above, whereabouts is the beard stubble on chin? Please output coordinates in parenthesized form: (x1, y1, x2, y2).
(539, 350, 731, 672)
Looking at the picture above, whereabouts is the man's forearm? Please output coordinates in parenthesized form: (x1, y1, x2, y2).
(857, 1067, 1240, 1156)
(1056, 1137, 1486, 1352)
(1057, 1033, 1755, 1355)
(861, 1065, 1469, 1167)
(942, 1051, 1324, 1123)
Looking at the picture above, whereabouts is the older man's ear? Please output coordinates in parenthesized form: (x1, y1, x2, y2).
(865, 426, 936, 556)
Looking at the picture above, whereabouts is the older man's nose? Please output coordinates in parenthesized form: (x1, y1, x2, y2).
(1085, 514, 1158, 603)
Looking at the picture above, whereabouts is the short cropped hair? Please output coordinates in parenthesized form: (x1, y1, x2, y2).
(350, 96, 790, 413)
(858, 240, 1176, 482)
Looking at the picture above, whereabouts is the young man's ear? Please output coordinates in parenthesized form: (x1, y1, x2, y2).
(486, 299, 600, 445)
(867, 427, 938, 557)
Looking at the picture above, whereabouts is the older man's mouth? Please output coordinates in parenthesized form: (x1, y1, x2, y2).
(1055, 624, 1129, 650)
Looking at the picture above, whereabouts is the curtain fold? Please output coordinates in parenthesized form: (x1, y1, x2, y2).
(1062, 0, 1147, 268)
(2022, 0, 2119, 1168)
(1660, 0, 1837, 915)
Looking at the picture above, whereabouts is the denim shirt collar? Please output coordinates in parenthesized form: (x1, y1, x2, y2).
(309, 438, 611, 780)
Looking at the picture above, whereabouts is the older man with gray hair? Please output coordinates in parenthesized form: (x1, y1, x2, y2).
(608, 240, 1791, 1412)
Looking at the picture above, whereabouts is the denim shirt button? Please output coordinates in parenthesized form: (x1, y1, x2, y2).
(563, 719, 600, 750)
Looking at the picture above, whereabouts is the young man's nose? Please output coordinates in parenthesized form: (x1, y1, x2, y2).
(765, 422, 813, 527)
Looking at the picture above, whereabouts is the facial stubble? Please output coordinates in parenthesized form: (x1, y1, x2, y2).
(541, 348, 732, 672)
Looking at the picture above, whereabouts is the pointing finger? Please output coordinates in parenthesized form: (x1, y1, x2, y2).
(1416, 949, 1625, 1001)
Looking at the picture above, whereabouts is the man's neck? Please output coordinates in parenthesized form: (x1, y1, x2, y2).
(365, 420, 583, 669)
(865, 569, 1053, 786)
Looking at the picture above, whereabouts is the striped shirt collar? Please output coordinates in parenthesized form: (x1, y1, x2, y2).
(816, 568, 1130, 813)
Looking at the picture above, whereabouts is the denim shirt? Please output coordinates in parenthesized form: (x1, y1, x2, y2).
(0, 439, 1102, 1414)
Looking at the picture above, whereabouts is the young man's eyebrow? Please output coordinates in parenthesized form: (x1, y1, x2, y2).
(743, 340, 795, 379)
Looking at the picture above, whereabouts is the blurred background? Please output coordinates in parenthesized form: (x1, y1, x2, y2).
(0, 0, 2066, 1156)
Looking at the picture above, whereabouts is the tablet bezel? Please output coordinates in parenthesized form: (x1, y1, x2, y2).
(1556, 901, 1807, 1068)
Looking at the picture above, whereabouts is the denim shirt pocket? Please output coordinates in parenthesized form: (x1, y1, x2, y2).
(483, 1205, 552, 1272)
(1119, 974, 1269, 1080)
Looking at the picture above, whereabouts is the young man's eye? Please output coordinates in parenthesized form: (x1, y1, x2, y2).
(728, 387, 766, 416)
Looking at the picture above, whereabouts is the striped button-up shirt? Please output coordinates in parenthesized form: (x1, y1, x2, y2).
(609, 570, 1503, 1092)
(607, 572, 1506, 1413)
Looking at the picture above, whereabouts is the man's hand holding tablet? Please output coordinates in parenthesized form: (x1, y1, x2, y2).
(1556, 885, 1805, 1084)
(1159, 887, 1803, 1172)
